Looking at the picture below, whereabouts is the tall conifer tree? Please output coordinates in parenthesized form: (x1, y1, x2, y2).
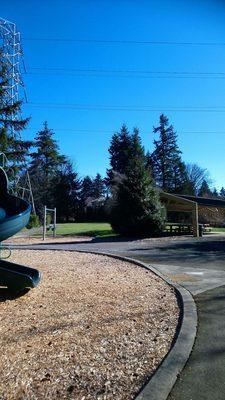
(53, 161, 80, 221)
(110, 129, 164, 236)
(92, 173, 105, 198)
(29, 122, 66, 213)
(107, 124, 135, 187)
(198, 180, 212, 197)
(151, 114, 186, 193)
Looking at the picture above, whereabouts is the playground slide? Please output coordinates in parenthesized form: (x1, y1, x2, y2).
(0, 167, 41, 291)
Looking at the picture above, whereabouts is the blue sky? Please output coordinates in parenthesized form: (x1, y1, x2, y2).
(1, 0, 225, 188)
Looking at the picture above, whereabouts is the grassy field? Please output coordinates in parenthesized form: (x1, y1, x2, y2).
(26, 223, 225, 239)
(54, 222, 116, 238)
(211, 227, 225, 233)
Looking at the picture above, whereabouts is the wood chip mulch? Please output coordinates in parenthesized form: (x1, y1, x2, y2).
(0, 250, 179, 400)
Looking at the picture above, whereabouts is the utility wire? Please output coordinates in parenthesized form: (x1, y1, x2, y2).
(26, 67, 225, 75)
(25, 102, 225, 112)
(26, 127, 225, 135)
(23, 67, 225, 80)
(23, 38, 225, 46)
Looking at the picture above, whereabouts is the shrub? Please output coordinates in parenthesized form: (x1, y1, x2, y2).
(110, 158, 165, 237)
(26, 213, 40, 229)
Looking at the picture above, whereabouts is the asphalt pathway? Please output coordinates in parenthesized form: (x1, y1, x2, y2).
(168, 285, 225, 400)
(12, 233, 225, 399)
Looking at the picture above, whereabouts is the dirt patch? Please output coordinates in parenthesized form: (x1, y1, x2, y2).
(0, 250, 179, 399)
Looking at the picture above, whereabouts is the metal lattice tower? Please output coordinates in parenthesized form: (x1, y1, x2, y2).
(0, 17, 35, 214)
(0, 17, 25, 139)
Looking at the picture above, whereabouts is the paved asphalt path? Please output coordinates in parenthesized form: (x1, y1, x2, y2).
(168, 285, 225, 400)
(12, 233, 225, 399)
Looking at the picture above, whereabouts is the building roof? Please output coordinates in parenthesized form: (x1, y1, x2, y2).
(159, 191, 225, 212)
(176, 194, 225, 208)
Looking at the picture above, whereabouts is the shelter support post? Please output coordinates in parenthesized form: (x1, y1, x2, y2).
(53, 207, 57, 238)
(192, 203, 199, 237)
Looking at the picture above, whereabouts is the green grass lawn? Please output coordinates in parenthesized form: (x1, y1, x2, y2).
(54, 222, 116, 238)
(211, 227, 225, 233)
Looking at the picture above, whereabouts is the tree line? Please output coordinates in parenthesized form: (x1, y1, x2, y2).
(1, 50, 224, 233)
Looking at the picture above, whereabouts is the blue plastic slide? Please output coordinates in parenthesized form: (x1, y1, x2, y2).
(0, 167, 41, 291)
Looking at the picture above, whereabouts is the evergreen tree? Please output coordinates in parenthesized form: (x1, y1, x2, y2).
(30, 122, 66, 178)
(53, 161, 80, 222)
(145, 150, 152, 173)
(110, 131, 164, 236)
(212, 188, 218, 198)
(92, 173, 105, 198)
(151, 114, 186, 193)
(0, 49, 31, 180)
(108, 124, 133, 174)
(220, 187, 225, 198)
(130, 127, 145, 160)
(107, 125, 150, 189)
(107, 124, 138, 188)
(198, 180, 212, 197)
(80, 176, 94, 204)
(79, 175, 107, 221)
(29, 122, 66, 214)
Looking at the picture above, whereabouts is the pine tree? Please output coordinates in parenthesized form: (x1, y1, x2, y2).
(0, 49, 31, 180)
(29, 122, 66, 213)
(79, 175, 107, 221)
(130, 127, 145, 160)
(145, 150, 152, 173)
(107, 125, 150, 189)
(110, 131, 164, 236)
(151, 114, 186, 193)
(92, 173, 105, 198)
(220, 187, 225, 198)
(107, 124, 136, 186)
(212, 188, 218, 198)
(80, 176, 94, 204)
(198, 180, 212, 197)
(53, 161, 80, 222)
(30, 122, 66, 178)
(108, 124, 133, 173)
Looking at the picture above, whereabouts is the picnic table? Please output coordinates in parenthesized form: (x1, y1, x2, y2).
(165, 222, 193, 234)
(165, 223, 211, 235)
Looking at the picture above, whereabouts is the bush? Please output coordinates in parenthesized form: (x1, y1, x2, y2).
(26, 213, 40, 229)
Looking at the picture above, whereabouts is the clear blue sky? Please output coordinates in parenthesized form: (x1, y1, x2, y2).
(1, 0, 225, 188)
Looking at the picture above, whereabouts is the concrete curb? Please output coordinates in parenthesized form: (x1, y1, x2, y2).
(13, 246, 197, 400)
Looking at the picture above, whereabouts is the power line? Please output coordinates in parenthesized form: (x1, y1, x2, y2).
(23, 67, 225, 80)
(26, 127, 225, 135)
(23, 37, 225, 46)
(26, 67, 225, 75)
(25, 102, 225, 112)
(24, 73, 225, 80)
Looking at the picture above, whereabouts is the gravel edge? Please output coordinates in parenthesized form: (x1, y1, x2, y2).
(10, 247, 197, 400)
(68, 250, 198, 400)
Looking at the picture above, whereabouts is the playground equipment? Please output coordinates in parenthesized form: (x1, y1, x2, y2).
(43, 206, 57, 240)
(0, 167, 41, 291)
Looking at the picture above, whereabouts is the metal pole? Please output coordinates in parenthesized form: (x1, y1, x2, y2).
(53, 207, 56, 237)
(43, 205, 46, 241)
(192, 203, 199, 237)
